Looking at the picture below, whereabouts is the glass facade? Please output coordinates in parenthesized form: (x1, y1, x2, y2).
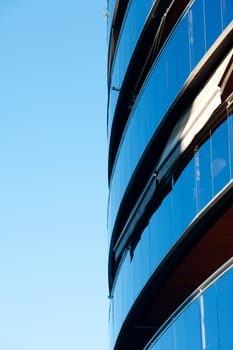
(110, 115, 233, 347)
(107, 0, 233, 239)
(107, 0, 233, 349)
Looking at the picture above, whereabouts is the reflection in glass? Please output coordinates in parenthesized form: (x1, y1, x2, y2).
(196, 138, 212, 211)
(110, 116, 233, 347)
(211, 121, 230, 195)
(108, 0, 233, 240)
(189, 0, 205, 69)
(181, 158, 196, 229)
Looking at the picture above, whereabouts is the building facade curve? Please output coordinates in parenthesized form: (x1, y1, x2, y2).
(107, 0, 233, 349)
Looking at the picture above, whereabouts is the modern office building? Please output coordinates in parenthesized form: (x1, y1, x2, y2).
(107, 1, 233, 349)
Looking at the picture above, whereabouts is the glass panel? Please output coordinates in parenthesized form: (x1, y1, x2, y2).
(133, 237, 143, 299)
(216, 268, 233, 349)
(174, 312, 187, 349)
(149, 210, 160, 273)
(174, 14, 190, 91)
(202, 285, 219, 350)
(174, 300, 201, 350)
(185, 300, 202, 350)
(221, 0, 233, 29)
(204, 0, 222, 51)
(108, 88, 119, 136)
(158, 326, 173, 350)
(211, 120, 230, 196)
(196, 137, 213, 211)
(165, 37, 178, 108)
(181, 157, 196, 229)
(113, 272, 122, 343)
(171, 177, 183, 245)
(154, 54, 166, 121)
(141, 226, 151, 287)
(189, 0, 206, 69)
(158, 196, 171, 262)
(125, 252, 133, 314)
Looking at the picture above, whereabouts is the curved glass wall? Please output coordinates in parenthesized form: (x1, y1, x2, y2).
(147, 265, 233, 350)
(110, 114, 233, 348)
(108, 0, 233, 241)
(108, 0, 155, 135)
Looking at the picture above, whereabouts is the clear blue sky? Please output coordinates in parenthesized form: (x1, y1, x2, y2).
(0, 1, 108, 349)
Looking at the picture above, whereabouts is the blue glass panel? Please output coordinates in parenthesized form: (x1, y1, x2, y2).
(164, 13, 190, 108)
(211, 120, 230, 195)
(171, 177, 184, 246)
(113, 271, 122, 342)
(174, 14, 190, 92)
(121, 254, 128, 323)
(124, 253, 134, 314)
(158, 325, 173, 350)
(149, 211, 160, 273)
(158, 196, 171, 261)
(174, 299, 202, 350)
(222, 0, 233, 29)
(133, 237, 143, 298)
(184, 300, 202, 350)
(164, 37, 178, 108)
(189, 0, 205, 69)
(202, 286, 219, 350)
(204, 0, 222, 51)
(196, 138, 213, 211)
(154, 54, 166, 121)
(216, 269, 233, 349)
(108, 88, 119, 134)
(141, 227, 151, 286)
(174, 312, 187, 349)
(181, 158, 196, 229)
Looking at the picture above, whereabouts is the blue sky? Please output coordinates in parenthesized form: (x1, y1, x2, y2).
(0, 1, 108, 349)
